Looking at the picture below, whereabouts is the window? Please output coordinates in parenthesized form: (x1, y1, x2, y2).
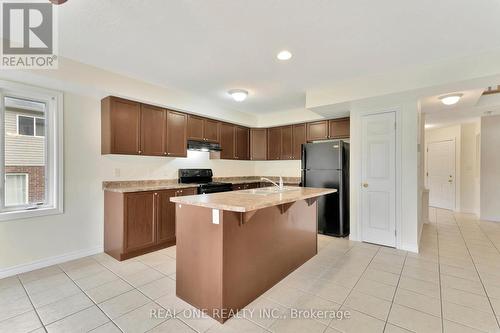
(1, 81, 63, 221)
(5, 174, 28, 206)
(17, 115, 45, 137)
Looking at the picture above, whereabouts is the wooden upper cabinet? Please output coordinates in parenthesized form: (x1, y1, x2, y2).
(250, 128, 267, 160)
(187, 115, 204, 141)
(187, 115, 220, 143)
(140, 104, 166, 156)
(124, 192, 156, 252)
(165, 110, 187, 157)
(204, 119, 220, 143)
(328, 118, 350, 139)
(307, 120, 329, 141)
(235, 126, 249, 160)
(281, 126, 293, 160)
(220, 123, 235, 159)
(267, 127, 282, 160)
(102, 97, 141, 155)
(292, 123, 306, 160)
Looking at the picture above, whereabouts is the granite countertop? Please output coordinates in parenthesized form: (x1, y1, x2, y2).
(103, 176, 301, 193)
(104, 183, 198, 193)
(170, 187, 336, 212)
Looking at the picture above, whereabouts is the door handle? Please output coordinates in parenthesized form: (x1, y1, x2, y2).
(362, 183, 369, 188)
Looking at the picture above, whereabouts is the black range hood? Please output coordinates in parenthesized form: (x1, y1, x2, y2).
(187, 140, 222, 152)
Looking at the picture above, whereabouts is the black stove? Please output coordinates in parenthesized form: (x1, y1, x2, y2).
(178, 169, 233, 194)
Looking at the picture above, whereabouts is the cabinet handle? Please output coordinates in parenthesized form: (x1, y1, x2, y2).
(154, 192, 158, 196)
(138, 150, 142, 154)
(164, 152, 167, 155)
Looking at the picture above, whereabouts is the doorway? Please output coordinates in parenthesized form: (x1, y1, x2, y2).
(426, 140, 456, 210)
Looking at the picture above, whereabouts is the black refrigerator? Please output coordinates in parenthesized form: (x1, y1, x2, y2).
(301, 140, 349, 237)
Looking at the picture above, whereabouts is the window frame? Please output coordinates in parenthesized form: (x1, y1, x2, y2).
(5, 173, 29, 206)
(16, 114, 46, 137)
(0, 80, 63, 221)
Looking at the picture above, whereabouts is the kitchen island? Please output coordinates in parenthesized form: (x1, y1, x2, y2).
(170, 186, 336, 323)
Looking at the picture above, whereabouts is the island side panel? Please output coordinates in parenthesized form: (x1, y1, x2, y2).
(221, 199, 318, 316)
(175, 204, 224, 317)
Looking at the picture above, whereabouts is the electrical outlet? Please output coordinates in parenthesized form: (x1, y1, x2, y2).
(114, 168, 121, 177)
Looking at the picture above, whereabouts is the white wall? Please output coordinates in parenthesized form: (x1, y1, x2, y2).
(460, 122, 481, 214)
(349, 93, 420, 252)
(480, 115, 500, 222)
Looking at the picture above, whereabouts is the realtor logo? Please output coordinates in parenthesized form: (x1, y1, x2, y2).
(1, 0, 58, 69)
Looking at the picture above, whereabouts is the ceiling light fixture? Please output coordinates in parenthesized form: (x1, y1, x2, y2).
(228, 89, 248, 102)
(277, 50, 292, 61)
(439, 94, 463, 106)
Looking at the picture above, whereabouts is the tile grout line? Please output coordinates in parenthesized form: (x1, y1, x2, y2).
(331, 246, 383, 327)
(55, 262, 124, 333)
(451, 213, 500, 330)
(90, 255, 202, 333)
(435, 213, 444, 333)
(16, 274, 48, 333)
(382, 250, 408, 332)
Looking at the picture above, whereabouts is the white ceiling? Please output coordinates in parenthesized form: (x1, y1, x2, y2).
(422, 90, 500, 128)
(58, 0, 500, 114)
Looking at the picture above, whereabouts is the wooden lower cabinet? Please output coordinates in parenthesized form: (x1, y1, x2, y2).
(104, 187, 197, 260)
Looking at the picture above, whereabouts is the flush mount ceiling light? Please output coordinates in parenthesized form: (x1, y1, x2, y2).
(228, 89, 248, 102)
(277, 50, 292, 61)
(439, 94, 463, 106)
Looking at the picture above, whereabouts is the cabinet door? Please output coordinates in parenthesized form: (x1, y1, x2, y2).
(329, 118, 350, 139)
(156, 190, 176, 244)
(307, 120, 329, 141)
(110, 98, 141, 154)
(281, 125, 293, 160)
(250, 128, 267, 160)
(267, 127, 282, 160)
(204, 119, 220, 142)
(166, 110, 187, 157)
(125, 192, 155, 252)
(187, 115, 204, 141)
(140, 104, 166, 156)
(292, 123, 306, 160)
(235, 126, 249, 160)
(220, 123, 235, 159)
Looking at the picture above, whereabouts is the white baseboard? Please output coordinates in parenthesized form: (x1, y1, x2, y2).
(400, 243, 419, 253)
(0, 246, 103, 279)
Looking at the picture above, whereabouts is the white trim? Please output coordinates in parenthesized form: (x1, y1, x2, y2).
(5, 173, 29, 206)
(0, 80, 64, 221)
(0, 246, 103, 279)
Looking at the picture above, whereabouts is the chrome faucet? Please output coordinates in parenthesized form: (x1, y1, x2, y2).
(261, 177, 284, 190)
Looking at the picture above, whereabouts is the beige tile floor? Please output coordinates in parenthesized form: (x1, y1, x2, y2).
(1, 208, 500, 332)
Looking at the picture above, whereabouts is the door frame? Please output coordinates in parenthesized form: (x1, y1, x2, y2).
(355, 108, 402, 249)
(425, 139, 457, 211)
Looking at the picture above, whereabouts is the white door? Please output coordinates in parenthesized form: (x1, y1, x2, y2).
(427, 140, 455, 210)
(361, 112, 396, 247)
